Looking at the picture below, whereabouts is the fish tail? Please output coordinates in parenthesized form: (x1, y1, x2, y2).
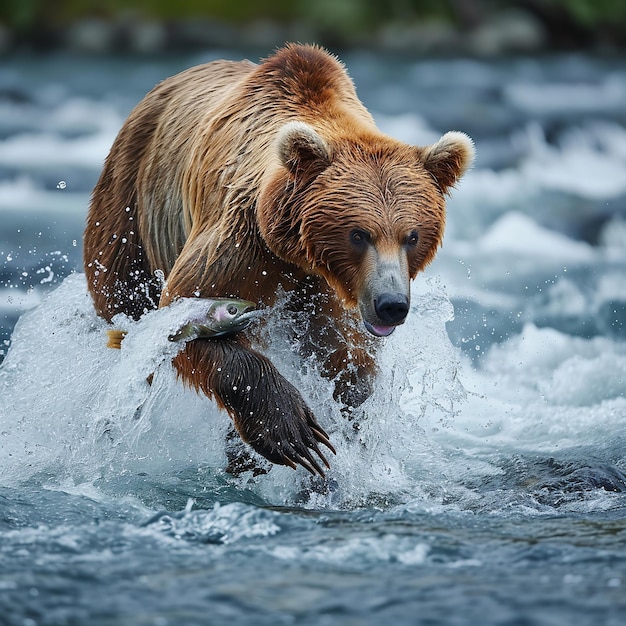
(106, 329, 127, 349)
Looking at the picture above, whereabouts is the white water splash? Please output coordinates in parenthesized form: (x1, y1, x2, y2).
(2, 267, 625, 511)
(0, 274, 465, 506)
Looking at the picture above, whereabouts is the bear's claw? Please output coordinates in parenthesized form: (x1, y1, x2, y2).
(310, 426, 336, 455)
(293, 442, 329, 477)
(262, 419, 334, 477)
(242, 406, 335, 477)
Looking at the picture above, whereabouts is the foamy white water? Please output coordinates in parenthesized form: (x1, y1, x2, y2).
(2, 264, 625, 513)
(0, 273, 460, 504)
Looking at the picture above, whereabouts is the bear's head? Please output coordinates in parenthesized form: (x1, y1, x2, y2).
(257, 121, 474, 337)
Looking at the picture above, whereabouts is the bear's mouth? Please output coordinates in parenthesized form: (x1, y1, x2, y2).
(363, 321, 396, 337)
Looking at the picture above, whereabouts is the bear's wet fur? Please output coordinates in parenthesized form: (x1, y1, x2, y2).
(84, 44, 474, 475)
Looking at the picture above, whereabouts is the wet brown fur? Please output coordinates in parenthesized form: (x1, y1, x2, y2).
(84, 44, 473, 474)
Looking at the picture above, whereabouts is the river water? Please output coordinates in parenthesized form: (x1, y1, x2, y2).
(1, 49, 626, 625)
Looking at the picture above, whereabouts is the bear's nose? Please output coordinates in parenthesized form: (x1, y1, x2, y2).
(375, 293, 409, 324)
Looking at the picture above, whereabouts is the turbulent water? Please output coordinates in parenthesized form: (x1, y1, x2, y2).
(1, 49, 626, 625)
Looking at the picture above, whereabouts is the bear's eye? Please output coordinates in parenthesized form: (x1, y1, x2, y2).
(405, 231, 419, 247)
(350, 229, 370, 246)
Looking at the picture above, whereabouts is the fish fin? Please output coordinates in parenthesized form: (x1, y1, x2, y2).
(106, 329, 127, 349)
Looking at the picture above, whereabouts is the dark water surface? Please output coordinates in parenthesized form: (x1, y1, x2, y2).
(1, 49, 626, 625)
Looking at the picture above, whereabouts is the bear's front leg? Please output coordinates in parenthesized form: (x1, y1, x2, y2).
(173, 338, 335, 475)
(323, 344, 377, 411)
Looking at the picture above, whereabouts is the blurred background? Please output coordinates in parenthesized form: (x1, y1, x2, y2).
(1, 0, 626, 56)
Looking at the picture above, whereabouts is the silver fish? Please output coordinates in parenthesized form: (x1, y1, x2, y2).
(106, 297, 260, 349)
(168, 298, 260, 341)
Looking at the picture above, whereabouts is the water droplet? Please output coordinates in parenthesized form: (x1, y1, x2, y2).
(56, 180, 66, 189)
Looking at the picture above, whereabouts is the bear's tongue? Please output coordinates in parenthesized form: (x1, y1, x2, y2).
(364, 321, 396, 337)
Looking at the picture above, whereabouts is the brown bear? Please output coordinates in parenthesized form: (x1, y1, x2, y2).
(84, 43, 474, 476)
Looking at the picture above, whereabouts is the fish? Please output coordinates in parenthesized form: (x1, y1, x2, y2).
(106, 297, 261, 349)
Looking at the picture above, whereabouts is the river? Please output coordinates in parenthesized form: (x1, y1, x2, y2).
(1, 48, 626, 625)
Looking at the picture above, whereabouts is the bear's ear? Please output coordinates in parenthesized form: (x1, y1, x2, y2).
(420, 131, 475, 194)
(276, 121, 331, 173)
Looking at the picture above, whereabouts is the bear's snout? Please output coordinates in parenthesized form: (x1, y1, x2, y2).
(375, 293, 409, 325)
(358, 255, 411, 337)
